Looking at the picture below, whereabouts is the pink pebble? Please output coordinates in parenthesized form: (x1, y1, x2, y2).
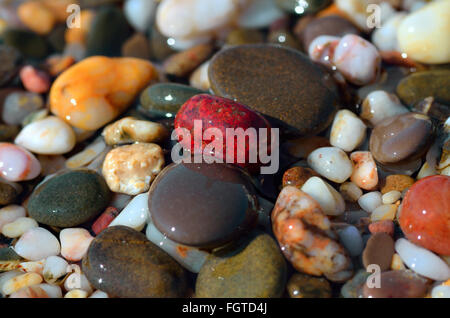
(20, 65, 51, 94)
(308, 35, 340, 68)
(368, 220, 394, 237)
(0, 143, 41, 182)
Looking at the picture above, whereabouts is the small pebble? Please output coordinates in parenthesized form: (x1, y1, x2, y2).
(163, 43, 214, 77)
(189, 61, 210, 91)
(363, 232, 395, 271)
(1, 217, 38, 238)
(37, 283, 62, 298)
(339, 182, 363, 202)
(369, 220, 394, 237)
(0, 143, 41, 182)
(0, 205, 26, 232)
(371, 13, 406, 51)
(358, 191, 383, 213)
(391, 253, 406, 270)
(8, 285, 49, 298)
(301, 176, 345, 216)
(381, 174, 414, 194)
(89, 290, 109, 298)
(360, 90, 408, 127)
(0, 182, 19, 205)
(121, 33, 151, 60)
(350, 151, 378, 191)
(17, 260, 45, 275)
(395, 238, 450, 281)
(330, 110, 366, 152)
(65, 137, 106, 170)
(42, 255, 68, 284)
(287, 273, 332, 298)
(64, 272, 93, 294)
(91, 206, 119, 235)
(2, 91, 44, 126)
(382, 190, 401, 204)
(124, 0, 157, 32)
(371, 204, 398, 221)
(14, 227, 61, 261)
(19, 66, 51, 94)
(109, 193, 149, 231)
(337, 225, 364, 257)
(60, 228, 94, 262)
(2, 272, 43, 295)
(282, 166, 319, 189)
(17, 1, 55, 35)
(307, 147, 353, 183)
(64, 289, 88, 298)
(431, 282, 450, 298)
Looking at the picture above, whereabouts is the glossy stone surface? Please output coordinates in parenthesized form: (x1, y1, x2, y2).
(287, 273, 332, 298)
(399, 175, 450, 255)
(276, 0, 331, 15)
(149, 162, 258, 249)
(370, 113, 434, 164)
(363, 270, 429, 298)
(140, 83, 204, 118)
(209, 44, 339, 135)
(195, 232, 286, 298)
(27, 169, 111, 227)
(82, 226, 188, 298)
(362, 233, 395, 271)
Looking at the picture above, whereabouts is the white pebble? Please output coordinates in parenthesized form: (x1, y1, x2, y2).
(43, 256, 69, 284)
(371, 13, 407, 51)
(2, 272, 43, 295)
(431, 284, 450, 298)
(358, 191, 382, 212)
(64, 272, 93, 294)
(337, 225, 364, 257)
(350, 151, 378, 190)
(38, 283, 62, 298)
(395, 238, 450, 281)
(330, 110, 366, 152)
(60, 228, 94, 262)
(237, 0, 284, 28)
(417, 161, 437, 180)
(382, 190, 401, 204)
(361, 90, 408, 126)
(370, 204, 397, 221)
(18, 259, 45, 274)
(1, 217, 38, 238)
(339, 182, 363, 202)
(124, 0, 157, 32)
(301, 176, 345, 216)
(308, 35, 340, 68)
(0, 205, 26, 232)
(307, 147, 353, 183)
(89, 290, 109, 298)
(109, 192, 149, 231)
(64, 289, 88, 298)
(15, 116, 76, 155)
(14, 227, 61, 261)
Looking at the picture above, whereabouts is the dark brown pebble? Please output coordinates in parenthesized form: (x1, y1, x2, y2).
(362, 232, 395, 271)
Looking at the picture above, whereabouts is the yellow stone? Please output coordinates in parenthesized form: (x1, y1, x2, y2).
(50, 56, 159, 131)
(18, 1, 56, 35)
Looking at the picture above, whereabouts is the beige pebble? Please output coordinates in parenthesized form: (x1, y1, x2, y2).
(65, 136, 106, 169)
(8, 285, 49, 298)
(102, 117, 168, 146)
(189, 60, 210, 90)
(330, 110, 366, 152)
(2, 217, 38, 238)
(2, 272, 43, 295)
(339, 182, 363, 202)
(102, 143, 165, 195)
(371, 204, 398, 221)
(382, 190, 401, 204)
(18, 259, 45, 275)
(391, 253, 406, 270)
(64, 272, 93, 294)
(60, 228, 94, 262)
(64, 289, 88, 298)
(350, 151, 378, 191)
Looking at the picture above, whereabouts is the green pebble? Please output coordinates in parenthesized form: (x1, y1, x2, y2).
(287, 273, 332, 298)
(3, 30, 49, 59)
(140, 83, 204, 118)
(0, 125, 19, 142)
(27, 169, 111, 228)
(195, 231, 287, 298)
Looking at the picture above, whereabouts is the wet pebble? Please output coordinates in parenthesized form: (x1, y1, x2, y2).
(381, 174, 414, 194)
(287, 273, 331, 298)
(0, 205, 26, 232)
(1, 217, 38, 239)
(337, 225, 364, 257)
(109, 193, 149, 231)
(82, 226, 188, 298)
(2, 91, 44, 125)
(371, 204, 398, 221)
(124, 0, 157, 32)
(369, 220, 395, 237)
(2, 272, 43, 296)
(121, 33, 151, 60)
(330, 110, 366, 152)
(0, 143, 41, 182)
(164, 43, 214, 78)
(361, 90, 408, 127)
(60, 228, 94, 262)
(42, 255, 68, 284)
(282, 166, 319, 189)
(27, 169, 111, 228)
(339, 182, 363, 202)
(341, 269, 369, 298)
(350, 151, 378, 191)
(301, 176, 345, 216)
(14, 227, 60, 261)
(358, 191, 383, 213)
(307, 147, 353, 183)
(189, 61, 211, 91)
(91, 206, 119, 235)
(363, 233, 395, 271)
(363, 270, 429, 298)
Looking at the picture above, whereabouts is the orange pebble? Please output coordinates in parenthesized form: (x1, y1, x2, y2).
(368, 220, 394, 237)
(46, 55, 76, 76)
(20, 65, 51, 94)
(65, 10, 95, 45)
(18, 1, 56, 35)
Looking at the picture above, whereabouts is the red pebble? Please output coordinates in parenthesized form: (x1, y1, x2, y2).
(174, 94, 272, 171)
(20, 65, 51, 94)
(369, 220, 394, 237)
(399, 175, 450, 255)
(91, 206, 119, 235)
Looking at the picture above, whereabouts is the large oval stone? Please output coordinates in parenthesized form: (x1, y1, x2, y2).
(208, 44, 339, 135)
(82, 226, 188, 298)
(27, 169, 111, 227)
(195, 232, 287, 298)
(363, 270, 429, 298)
(149, 162, 258, 249)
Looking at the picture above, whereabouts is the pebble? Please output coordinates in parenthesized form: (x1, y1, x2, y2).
(370, 113, 433, 164)
(330, 110, 367, 152)
(341, 269, 369, 298)
(65, 137, 106, 170)
(308, 35, 340, 68)
(121, 33, 151, 60)
(337, 225, 364, 257)
(8, 284, 49, 298)
(17, 1, 55, 35)
(371, 13, 406, 52)
(60, 228, 94, 262)
(36, 283, 62, 298)
(282, 166, 319, 189)
(15, 116, 76, 155)
(391, 253, 406, 270)
(17, 260, 45, 275)
(1, 217, 38, 238)
(0, 45, 21, 87)
(102, 117, 168, 146)
(2, 272, 43, 296)
(360, 90, 409, 127)
(149, 162, 258, 248)
(268, 29, 300, 50)
(2, 92, 44, 126)
(272, 186, 352, 280)
(0, 143, 41, 182)
(102, 143, 164, 195)
(64, 272, 93, 294)
(287, 273, 332, 298)
(3, 29, 49, 59)
(21, 109, 49, 128)
(399, 175, 450, 255)
(0, 182, 19, 205)
(363, 233, 395, 271)
(91, 207, 119, 235)
(109, 193, 149, 231)
(238, 0, 284, 29)
(381, 174, 414, 194)
(140, 83, 204, 118)
(174, 94, 271, 170)
(339, 182, 363, 202)
(145, 222, 208, 273)
(371, 204, 398, 221)
(196, 231, 287, 298)
(189, 61, 211, 91)
(86, 6, 131, 57)
(82, 226, 188, 298)
(397, 0, 450, 64)
(283, 136, 330, 159)
(19, 66, 51, 94)
(396, 70, 450, 106)
(50, 56, 159, 131)
(226, 28, 264, 46)
(350, 151, 378, 191)
(333, 35, 381, 86)
(382, 190, 401, 204)
(89, 290, 109, 298)
(301, 176, 345, 216)
(0, 205, 26, 232)
(124, 0, 157, 32)
(42, 256, 68, 284)
(27, 169, 111, 228)
(0, 125, 20, 143)
(14, 227, 60, 261)
(164, 43, 214, 78)
(363, 270, 429, 298)
(296, 15, 359, 51)
(358, 191, 383, 213)
(64, 289, 88, 298)
(431, 282, 450, 298)
(0, 271, 22, 296)
(307, 147, 353, 183)
(395, 238, 450, 281)
(369, 220, 395, 237)
(209, 44, 339, 135)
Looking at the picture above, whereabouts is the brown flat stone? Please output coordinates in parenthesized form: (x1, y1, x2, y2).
(362, 232, 395, 271)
